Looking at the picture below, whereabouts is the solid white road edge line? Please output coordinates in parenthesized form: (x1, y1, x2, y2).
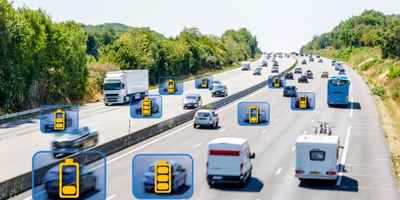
(275, 168, 282, 175)
(106, 194, 117, 200)
(337, 126, 352, 186)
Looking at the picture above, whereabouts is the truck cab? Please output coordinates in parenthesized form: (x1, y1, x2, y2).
(207, 138, 255, 187)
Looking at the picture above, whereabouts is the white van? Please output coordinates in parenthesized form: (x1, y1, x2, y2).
(207, 137, 255, 187)
(295, 134, 340, 180)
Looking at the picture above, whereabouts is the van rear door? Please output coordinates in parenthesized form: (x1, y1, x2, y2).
(208, 149, 241, 176)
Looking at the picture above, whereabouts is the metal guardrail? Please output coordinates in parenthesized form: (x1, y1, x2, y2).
(0, 108, 41, 121)
(0, 58, 298, 200)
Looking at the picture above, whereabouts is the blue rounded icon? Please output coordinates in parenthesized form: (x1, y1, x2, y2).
(132, 154, 194, 199)
(195, 76, 213, 89)
(32, 150, 107, 200)
(267, 75, 286, 89)
(290, 92, 316, 111)
(238, 102, 270, 126)
(159, 77, 184, 95)
(40, 105, 79, 134)
(130, 95, 163, 119)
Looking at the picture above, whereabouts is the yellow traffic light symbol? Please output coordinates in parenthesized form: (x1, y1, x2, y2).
(142, 98, 152, 116)
(155, 160, 172, 194)
(167, 79, 176, 94)
(273, 78, 281, 88)
(248, 106, 260, 124)
(298, 96, 309, 109)
(201, 78, 208, 88)
(59, 159, 80, 198)
(53, 108, 66, 131)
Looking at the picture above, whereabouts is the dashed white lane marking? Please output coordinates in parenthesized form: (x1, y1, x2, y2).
(106, 194, 117, 200)
(275, 168, 282, 175)
(337, 126, 352, 186)
(23, 197, 32, 200)
(193, 142, 203, 148)
(219, 128, 226, 133)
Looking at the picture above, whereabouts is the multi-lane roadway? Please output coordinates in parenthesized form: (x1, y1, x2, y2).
(12, 57, 400, 199)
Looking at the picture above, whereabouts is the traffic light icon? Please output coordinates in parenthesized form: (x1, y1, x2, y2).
(59, 159, 80, 198)
(155, 160, 171, 194)
(53, 108, 66, 131)
(167, 79, 176, 94)
(142, 98, 152, 116)
(247, 105, 260, 124)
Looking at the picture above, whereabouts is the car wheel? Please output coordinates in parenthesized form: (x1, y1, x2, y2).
(215, 121, 219, 129)
(193, 123, 197, 129)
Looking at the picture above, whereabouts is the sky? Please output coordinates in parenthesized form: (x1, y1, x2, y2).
(11, 0, 400, 52)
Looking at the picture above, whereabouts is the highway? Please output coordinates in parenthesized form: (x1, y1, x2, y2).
(0, 56, 295, 182)
(13, 57, 400, 200)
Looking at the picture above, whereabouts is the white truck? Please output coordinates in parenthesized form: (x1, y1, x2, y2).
(295, 134, 340, 181)
(103, 70, 148, 105)
(207, 137, 255, 187)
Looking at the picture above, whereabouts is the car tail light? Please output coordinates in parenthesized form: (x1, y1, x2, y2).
(295, 170, 305, 175)
(326, 171, 337, 176)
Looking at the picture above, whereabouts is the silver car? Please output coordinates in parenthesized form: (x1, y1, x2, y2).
(183, 93, 202, 109)
(193, 109, 219, 129)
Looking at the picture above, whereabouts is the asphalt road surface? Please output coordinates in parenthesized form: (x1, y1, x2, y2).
(0, 56, 295, 182)
(13, 57, 400, 199)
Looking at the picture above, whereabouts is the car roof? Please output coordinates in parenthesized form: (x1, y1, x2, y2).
(208, 137, 247, 145)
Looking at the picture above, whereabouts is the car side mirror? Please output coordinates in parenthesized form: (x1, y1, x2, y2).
(250, 153, 256, 159)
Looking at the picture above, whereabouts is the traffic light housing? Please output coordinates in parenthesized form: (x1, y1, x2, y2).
(248, 106, 260, 124)
(167, 79, 176, 94)
(53, 108, 66, 131)
(155, 160, 172, 194)
(142, 98, 152, 116)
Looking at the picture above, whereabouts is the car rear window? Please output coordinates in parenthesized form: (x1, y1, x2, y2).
(197, 112, 210, 117)
(310, 150, 325, 161)
(209, 150, 240, 156)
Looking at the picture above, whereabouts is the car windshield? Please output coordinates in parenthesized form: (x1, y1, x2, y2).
(329, 79, 349, 86)
(103, 82, 121, 90)
(185, 95, 197, 100)
(197, 112, 210, 117)
(215, 85, 225, 90)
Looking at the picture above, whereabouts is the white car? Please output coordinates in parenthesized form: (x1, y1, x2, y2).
(207, 137, 255, 187)
(295, 134, 340, 181)
(183, 93, 202, 109)
(193, 109, 219, 129)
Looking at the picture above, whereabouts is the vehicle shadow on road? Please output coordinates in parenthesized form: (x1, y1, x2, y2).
(299, 176, 358, 192)
(329, 102, 361, 110)
(212, 178, 264, 192)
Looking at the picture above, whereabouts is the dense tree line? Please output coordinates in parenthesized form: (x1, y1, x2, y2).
(0, 0, 88, 113)
(0, 0, 260, 113)
(99, 27, 260, 84)
(301, 10, 400, 59)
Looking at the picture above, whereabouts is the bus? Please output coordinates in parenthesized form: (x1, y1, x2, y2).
(327, 76, 350, 106)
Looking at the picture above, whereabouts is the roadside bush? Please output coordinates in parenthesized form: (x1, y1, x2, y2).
(388, 65, 400, 79)
(371, 84, 387, 98)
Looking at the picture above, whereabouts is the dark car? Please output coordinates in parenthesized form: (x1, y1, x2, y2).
(52, 126, 98, 158)
(44, 164, 97, 198)
(298, 75, 308, 83)
(301, 59, 307, 65)
(331, 60, 336, 66)
(261, 60, 268, 67)
(271, 68, 279, 73)
(284, 72, 294, 79)
(338, 68, 346, 75)
(143, 161, 187, 193)
(253, 67, 262, 75)
(318, 58, 323, 63)
(306, 70, 313, 79)
(309, 57, 314, 62)
(294, 67, 302, 74)
(283, 86, 297, 97)
(321, 71, 329, 78)
(212, 85, 228, 97)
(273, 61, 279, 67)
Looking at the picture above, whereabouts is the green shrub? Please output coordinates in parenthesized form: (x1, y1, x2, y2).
(371, 84, 386, 98)
(388, 66, 400, 79)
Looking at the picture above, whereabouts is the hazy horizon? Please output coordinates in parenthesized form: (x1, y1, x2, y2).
(11, 0, 400, 52)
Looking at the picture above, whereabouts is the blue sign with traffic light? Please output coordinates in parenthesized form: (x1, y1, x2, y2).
(32, 150, 107, 200)
(130, 95, 163, 119)
(39, 105, 79, 134)
(267, 75, 286, 89)
(195, 76, 213, 89)
(159, 76, 184, 95)
(290, 92, 316, 111)
(237, 102, 270, 126)
(132, 154, 194, 199)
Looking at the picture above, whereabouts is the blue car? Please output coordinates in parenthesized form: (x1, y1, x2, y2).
(143, 161, 187, 193)
(43, 165, 97, 198)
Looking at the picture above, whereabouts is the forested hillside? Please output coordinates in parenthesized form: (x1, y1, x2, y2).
(0, 0, 260, 113)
